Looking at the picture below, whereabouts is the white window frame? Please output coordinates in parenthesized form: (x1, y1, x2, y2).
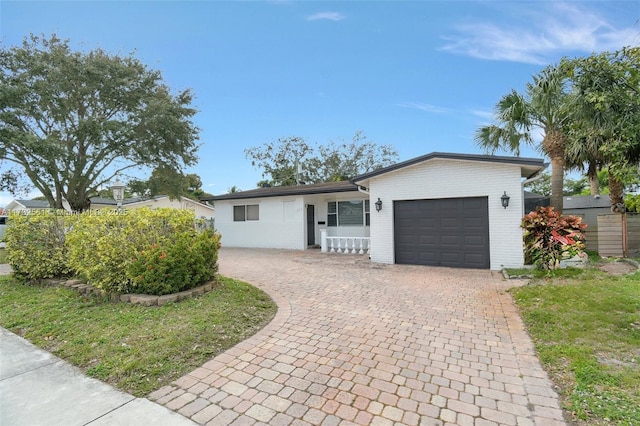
(327, 200, 369, 227)
(233, 204, 259, 222)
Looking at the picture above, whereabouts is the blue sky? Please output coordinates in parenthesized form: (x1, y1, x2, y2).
(1, 1, 639, 204)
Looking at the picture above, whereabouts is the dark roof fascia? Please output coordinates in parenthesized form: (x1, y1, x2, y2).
(204, 182, 360, 201)
(351, 152, 545, 183)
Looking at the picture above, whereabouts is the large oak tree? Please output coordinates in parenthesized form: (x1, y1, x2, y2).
(245, 131, 398, 187)
(0, 34, 200, 211)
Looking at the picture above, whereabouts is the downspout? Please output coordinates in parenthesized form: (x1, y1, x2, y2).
(521, 166, 548, 214)
(356, 185, 370, 195)
(521, 166, 547, 187)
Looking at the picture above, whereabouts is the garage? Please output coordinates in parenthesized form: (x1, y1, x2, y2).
(394, 197, 490, 269)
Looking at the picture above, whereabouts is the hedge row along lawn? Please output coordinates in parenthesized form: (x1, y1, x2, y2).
(511, 268, 640, 425)
(0, 275, 277, 397)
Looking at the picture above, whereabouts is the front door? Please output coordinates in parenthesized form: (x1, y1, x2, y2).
(307, 205, 315, 246)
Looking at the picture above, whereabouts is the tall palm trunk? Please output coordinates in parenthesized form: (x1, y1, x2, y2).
(543, 130, 567, 213)
(587, 161, 600, 196)
(609, 173, 625, 213)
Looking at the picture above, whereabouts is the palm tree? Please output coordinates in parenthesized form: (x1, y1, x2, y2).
(475, 64, 572, 212)
(564, 133, 603, 197)
(564, 48, 640, 213)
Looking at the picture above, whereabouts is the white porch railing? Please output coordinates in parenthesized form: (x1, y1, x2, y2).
(320, 230, 370, 255)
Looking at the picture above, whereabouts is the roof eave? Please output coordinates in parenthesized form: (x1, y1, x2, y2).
(352, 152, 546, 184)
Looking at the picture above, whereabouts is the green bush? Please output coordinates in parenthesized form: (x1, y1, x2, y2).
(65, 208, 217, 294)
(5, 208, 219, 295)
(522, 206, 587, 270)
(625, 194, 640, 212)
(127, 229, 220, 295)
(5, 211, 74, 281)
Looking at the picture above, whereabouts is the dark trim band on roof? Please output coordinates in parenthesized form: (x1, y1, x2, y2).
(202, 180, 359, 201)
(351, 152, 545, 183)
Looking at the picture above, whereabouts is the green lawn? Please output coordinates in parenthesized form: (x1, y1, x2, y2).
(0, 249, 8, 264)
(512, 269, 640, 425)
(0, 275, 277, 397)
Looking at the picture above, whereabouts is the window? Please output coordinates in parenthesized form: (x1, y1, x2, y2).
(327, 200, 368, 227)
(328, 202, 337, 226)
(233, 204, 259, 221)
(365, 199, 370, 226)
(247, 204, 259, 220)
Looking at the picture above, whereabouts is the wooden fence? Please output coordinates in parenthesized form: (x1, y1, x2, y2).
(597, 213, 640, 257)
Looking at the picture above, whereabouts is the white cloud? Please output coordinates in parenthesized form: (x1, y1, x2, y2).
(397, 102, 449, 114)
(306, 12, 346, 22)
(440, 2, 639, 64)
(470, 109, 494, 120)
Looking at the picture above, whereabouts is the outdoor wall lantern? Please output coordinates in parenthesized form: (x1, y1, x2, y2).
(375, 197, 383, 212)
(110, 178, 125, 211)
(501, 191, 510, 209)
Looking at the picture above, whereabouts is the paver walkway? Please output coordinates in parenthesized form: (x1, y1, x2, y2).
(150, 248, 566, 426)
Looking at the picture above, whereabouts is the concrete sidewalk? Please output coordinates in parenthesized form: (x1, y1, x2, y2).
(0, 327, 196, 426)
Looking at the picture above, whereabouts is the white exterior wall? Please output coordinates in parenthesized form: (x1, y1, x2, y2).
(215, 197, 306, 249)
(367, 159, 525, 269)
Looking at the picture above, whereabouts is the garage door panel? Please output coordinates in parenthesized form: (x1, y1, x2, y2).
(463, 198, 485, 208)
(441, 221, 460, 229)
(419, 252, 438, 263)
(465, 235, 485, 245)
(419, 235, 437, 244)
(440, 235, 460, 245)
(394, 197, 489, 269)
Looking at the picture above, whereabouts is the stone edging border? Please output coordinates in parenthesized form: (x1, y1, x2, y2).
(40, 277, 217, 307)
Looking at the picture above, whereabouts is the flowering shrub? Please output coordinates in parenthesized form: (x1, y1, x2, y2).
(127, 230, 220, 295)
(65, 208, 199, 293)
(522, 206, 587, 270)
(64, 208, 220, 294)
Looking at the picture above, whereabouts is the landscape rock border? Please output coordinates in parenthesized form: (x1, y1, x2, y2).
(41, 277, 217, 306)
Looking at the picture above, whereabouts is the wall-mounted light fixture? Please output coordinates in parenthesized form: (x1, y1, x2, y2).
(501, 191, 510, 209)
(375, 197, 383, 212)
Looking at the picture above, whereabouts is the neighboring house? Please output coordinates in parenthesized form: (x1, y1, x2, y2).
(563, 195, 611, 252)
(205, 152, 546, 270)
(5, 196, 215, 219)
(5, 199, 52, 211)
(90, 196, 215, 219)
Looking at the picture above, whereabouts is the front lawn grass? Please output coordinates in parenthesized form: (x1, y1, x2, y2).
(511, 269, 640, 425)
(0, 275, 277, 397)
(0, 248, 8, 264)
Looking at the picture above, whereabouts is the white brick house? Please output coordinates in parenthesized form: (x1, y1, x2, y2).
(205, 153, 545, 270)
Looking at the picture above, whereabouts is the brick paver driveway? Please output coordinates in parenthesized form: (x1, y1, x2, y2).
(151, 248, 566, 426)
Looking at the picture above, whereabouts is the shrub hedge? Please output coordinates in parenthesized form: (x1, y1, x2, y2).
(5, 211, 74, 281)
(6, 208, 220, 295)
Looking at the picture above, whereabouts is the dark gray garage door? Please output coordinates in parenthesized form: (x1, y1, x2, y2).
(394, 197, 490, 269)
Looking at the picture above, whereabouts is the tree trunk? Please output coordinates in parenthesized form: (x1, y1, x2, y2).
(67, 195, 92, 212)
(609, 174, 625, 213)
(549, 155, 565, 213)
(543, 130, 567, 213)
(587, 161, 600, 196)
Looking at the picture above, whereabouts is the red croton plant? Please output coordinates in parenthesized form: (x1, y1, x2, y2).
(522, 206, 588, 270)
